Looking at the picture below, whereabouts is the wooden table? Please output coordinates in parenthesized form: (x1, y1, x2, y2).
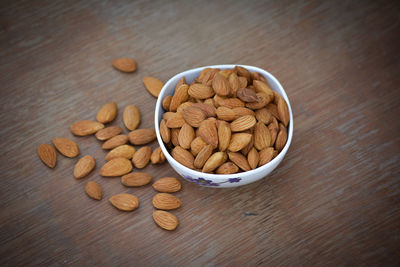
(1, 0, 399, 265)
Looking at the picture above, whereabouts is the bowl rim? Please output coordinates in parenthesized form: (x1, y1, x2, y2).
(155, 64, 293, 180)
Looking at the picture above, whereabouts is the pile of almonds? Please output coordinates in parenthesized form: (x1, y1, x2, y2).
(160, 66, 290, 174)
(37, 58, 181, 231)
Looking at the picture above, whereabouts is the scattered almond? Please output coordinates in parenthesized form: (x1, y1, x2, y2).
(151, 147, 166, 164)
(105, 145, 136, 161)
(153, 210, 178, 231)
(37, 144, 57, 168)
(99, 157, 132, 177)
(112, 58, 137, 73)
(109, 193, 139, 211)
(52, 137, 80, 158)
(153, 177, 182, 193)
(152, 193, 182, 210)
(70, 120, 104, 136)
(96, 102, 117, 124)
(121, 172, 153, 187)
(102, 134, 128, 149)
(128, 129, 156, 145)
(132, 146, 152, 168)
(95, 126, 122, 141)
(85, 181, 102, 200)
(74, 155, 96, 178)
(143, 76, 164, 97)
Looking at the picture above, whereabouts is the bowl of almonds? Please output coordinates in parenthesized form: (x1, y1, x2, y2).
(155, 65, 293, 187)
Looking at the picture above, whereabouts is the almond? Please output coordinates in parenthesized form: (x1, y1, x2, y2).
(166, 112, 185, 128)
(171, 128, 180, 147)
(228, 152, 251, 171)
(247, 148, 259, 169)
(251, 72, 267, 82)
(202, 152, 227, 173)
(112, 58, 137, 72)
(121, 172, 153, 187)
(237, 88, 258, 102)
(153, 210, 178, 231)
(109, 193, 139, 211)
(198, 68, 213, 81)
(228, 72, 240, 96)
(218, 121, 231, 152)
(96, 102, 117, 124)
(259, 147, 274, 166)
(162, 95, 172, 111)
(37, 144, 57, 168)
(245, 92, 271, 110)
(102, 134, 128, 149)
(266, 103, 280, 119)
(212, 73, 231, 96)
(232, 107, 255, 117)
(234, 66, 251, 82)
(160, 119, 171, 143)
(182, 106, 206, 127)
(253, 80, 274, 98)
(171, 146, 195, 169)
(240, 130, 254, 156)
(152, 177, 182, 192)
(230, 115, 256, 132)
(178, 123, 195, 149)
(255, 108, 272, 124)
(52, 137, 80, 158)
(132, 146, 152, 168)
(219, 69, 233, 79)
(71, 120, 104, 136)
(169, 84, 189, 112)
(105, 145, 136, 161)
(216, 107, 236, 121)
(228, 133, 252, 152)
(85, 181, 102, 200)
(152, 193, 182, 210)
(163, 111, 175, 121)
(254, 122, 271, 150)
(275, 123, 287, 151)
(74, 155, 96, 178)
(216, 162, 239, 174)
(190, 136, 208, 156)
(218, 98, 245, 109)
(95, 126, 122, 141)
(99, 158, 132, 177)
(143, 76, 164, 97)
(192, 103, 216, 117)
(150, 147, 166, 164)
(188, 83, 215, 99)
(123, 105, 141, 131)
(176, 77, 187, 89)
(198, 119, 218, 148)
(177, 101, 194, 113)
(277, 96, 290, 127)
(273, 91, 281, 105)
(238, 76, 248, 89)
(194, 144, 214, 169)
(202, 69, 219, 85)
(128, 129, 156, 145)
(268, 117, 279, 146)
(273, 150, 279, 158)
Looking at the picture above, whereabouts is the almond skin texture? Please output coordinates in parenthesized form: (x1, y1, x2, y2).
(123, 105, 141, 131)
(254, 122, 272, 150)
(52, 138, 80, 158)
(216, 162, 239, 174)
(109, 194, 139, 211)
(237, 88, 258, 102)
(153, 177, 182, 192)
(153, 210, 178, 231)
(253, 80, 274, 97)
(216, 107, 236, 121)
(188, 83, 215, 99)
(143, 76, 164, 97)
(212, 73, 231, 96)
(38, 144, 57, 168)
(105, 145, 136, 161)
(190, 136, 208, 157)
(247, 147, 259, 170)
(218, 121, 231, 152)
(160, 119, 171, 143)
(233, 107, 255, 117)
(71, 120, 104, 136)
(128, 129, 156, 145)
(132, 146, 152, 168)
(177, 101, 193, 113)
(74, 155, 96, 179)
(192, 103, 216, 117)
(112, 58, 137, 72)
(218, 98, 245, 109)
(228, 152, 251, 171)
(166, 112, 185, 128)
(228, 72, 240, 96)
(99, 158, 132, 177)
(228, 133, 252, 152)
(171, 146, 195, 169)
(234, 66, 251, 82)
(178, 123, 195, 150)
(198, 119, 218, 148)
(194, 144, 214, 169)
(162, 95, 172, 111)
(255, 108, 272, 124)
(277, 96, 290, 127)
(275, 123, 287, 151)
(171, 128, 180, 147)
(102, 135, 128, 149)
(152, 193, 182, 210)
(182, 106, 206, 127)
(238, 76, 248, 89)
(121, 172, 153, 187)
(169, 84, 189, 112)
(151, 147, 166, 164)
(259, 147, 274, 166)
(202, 152, 227, 173)
(95, 126, 122, 141)
(85, 181, 102, 200)
(96, 102, 117, 124)
(230, 115, 256, 132)
(266, 103, 280, 119)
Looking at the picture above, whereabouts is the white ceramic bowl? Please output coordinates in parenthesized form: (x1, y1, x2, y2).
(155, 65, 293, 188)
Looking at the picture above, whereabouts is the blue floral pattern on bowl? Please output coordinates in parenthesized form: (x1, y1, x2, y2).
(182, 175, 241, 187)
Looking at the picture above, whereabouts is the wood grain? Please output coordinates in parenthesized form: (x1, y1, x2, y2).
(1, 0, 399, 265)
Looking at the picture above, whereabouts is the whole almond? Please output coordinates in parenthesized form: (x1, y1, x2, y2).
(71, 120, 104, 136)
(128, 129, 156, 145)
(132, 146, 152, 168)
(112, 58, 137, 72)
(192, 103, 216, 117)
(96, 102, 117, 124)
(194, 144, 214, 169)
(202, 152, 227, 173)
(171, 146, 195, 169)
(169, 84, 189, 112)
(109, 193, 139, 211)
(230, 115, 256, 132)
(228, 133, 252, 152)
(190, 136, 207, 156)
(228, 152, 251, 171)
(152, 193, 182, 210)
(182, 106, 206, 127)
(151, 147, 166, 164)
(202, 69, 219, 85)
(268, 118, 279, 146)
(169, 128, 179, 147)
(198, 119, 218, 148)
(152, 177, 182, 192)
(212, 73, 231, 96)
(177, 101, 194, 113)
(38, 144, 57, 168)
(95, 126, 122, 141)
(228, 72, 240, 96)
(105, 145, 136, 161)
(216, 107, 236, 121)
(52, 137, 80, 158)
(254, 122, 271, 150)
(99, 158, 132, 177)
(178, 123, 195, 150)
(232, 107, 255, 117)
(121, 172, 153, 187)
(216, 162, 239, 174)
(160, 119, 171, 143)
(85, 181, 102, 200)
(234, 66, 251, 82)
(123, 105, 141, 131)
(266, 103, 280, 119)
(255, 108, 272, 124)
(259, 147, 274, 166)
(74, 155, 96, 178)
(102, 134, 128, 149)
(153, 210, 178, 231)
(218, 121, 231, 152)
(188, 83, 215, 99)
(277, 96, 290, 127)
(218, 98, 245, 109)
(253, 80, 274, 97)
(237, 88, 258, 102)
(247, 147, 259, 170)
(238, 76, 248, 89)
(143, 76, 164, 98)
(162, 95, 172, 111)
(275, 123, 287, 151)
(166, 112, 186, 128)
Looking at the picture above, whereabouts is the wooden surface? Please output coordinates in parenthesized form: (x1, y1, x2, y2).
(1, 0, 399, 265)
